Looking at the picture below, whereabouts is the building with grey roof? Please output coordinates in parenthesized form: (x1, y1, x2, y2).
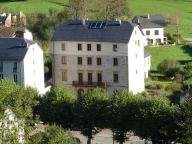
(52, 20, 149, 94)
(132, 14, 168, 46)
(0, 37, 45, 94)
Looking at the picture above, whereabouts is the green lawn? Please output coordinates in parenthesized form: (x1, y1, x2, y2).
(146, 45, 192, 71)
(0, 0, 68, 14)
(129, 0, 192, 37)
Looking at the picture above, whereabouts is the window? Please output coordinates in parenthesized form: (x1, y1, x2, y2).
(14, 74, 17, 83)
(87, 57, 92, 65)
(97, 73, 102, 83)
(135, 54, 137, 58)
(78, 57, 83, 65)
(88, 73, 92, 84)
(61, 43, 65, 51)
(13, 62, 17, 73)
(113, 58, 118, 66)
(150, 39, 153, 44)
(138, 40, 140, 47)
(78, 72, 83, 83)
(155, 30, 159, 35)
(97, 58, 102, 65)
(136, 70, 138, 74)
(146, 30, 150, 35)
(113, 73, 119, 83)
(87, 44, 91, 51)
(78, 44, 82, 51)
(113, 44, 118, 52)
(0, 62, 3, 72)
(0, 74, 3, 80)
(62, 70, 67, 81)
(61, 56, 67, 64)
(97, 44, 101, 51)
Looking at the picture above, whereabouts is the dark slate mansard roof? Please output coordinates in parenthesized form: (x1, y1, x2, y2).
(52, 20, 136, 43)
(0, 38, 35, 61)
(132, 15, 168, 29)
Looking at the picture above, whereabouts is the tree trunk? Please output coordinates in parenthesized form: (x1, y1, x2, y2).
(87, 137, 91, 144)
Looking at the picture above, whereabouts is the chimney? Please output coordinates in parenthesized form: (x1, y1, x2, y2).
(148, 14, 150, 19)
(82, 19, 86, 25)
(118, 19, 122, 25)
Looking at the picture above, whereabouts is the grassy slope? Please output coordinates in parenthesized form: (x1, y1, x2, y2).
(0, 0, 191, 37)
(146, 45, 192, 71)
(0, 0, 68, 14)
(129, 0, 192, 37)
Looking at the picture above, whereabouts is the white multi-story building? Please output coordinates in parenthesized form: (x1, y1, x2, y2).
(0, 38, 45, 94)
(52, 20, 148, 94)
(132, 14, 168, 46)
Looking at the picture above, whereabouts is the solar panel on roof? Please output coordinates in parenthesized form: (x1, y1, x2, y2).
(89, 21, 106, 29)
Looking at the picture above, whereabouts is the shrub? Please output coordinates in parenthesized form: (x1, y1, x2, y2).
(157, 59, 180, 78)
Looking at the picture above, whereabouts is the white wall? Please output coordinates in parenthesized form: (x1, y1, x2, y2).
(23, 29, 33, 41)
(128, 26, 145, 94)
(142, 28, 165, 46)
(144, 56, 151, 78)
(23, 43, 44, 94)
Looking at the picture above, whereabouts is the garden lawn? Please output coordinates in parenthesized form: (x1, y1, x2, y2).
(146, 45, 192, 71)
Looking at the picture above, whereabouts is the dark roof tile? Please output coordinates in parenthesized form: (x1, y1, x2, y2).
(52, 20, 135, 43)
(0, 38, 33, 61)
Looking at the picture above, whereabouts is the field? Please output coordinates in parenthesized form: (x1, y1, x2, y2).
(146, 45, 192, 71)
(0, 0, 68, 14)
(0, 0, 191, 37)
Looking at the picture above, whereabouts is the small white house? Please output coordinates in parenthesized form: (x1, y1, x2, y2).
(52, 20, 149, 94)
(132, 14, 168, 46)
(0, 38, 45, 94)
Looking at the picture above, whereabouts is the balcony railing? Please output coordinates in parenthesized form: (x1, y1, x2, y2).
(72, 81, 107, 88)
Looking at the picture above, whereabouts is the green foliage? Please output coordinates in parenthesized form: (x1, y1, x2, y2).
(109, 91, 142, 143)
(157, 59, 180, 78)
(30, 125, 77, 144)
(75, 88, 108, 144)
(183, 62, 192, 79)
(134, 96, 180, 143)
(35, 86, 76, 128)
(0, 80, 39, 143)
(178, 96, 192, 144)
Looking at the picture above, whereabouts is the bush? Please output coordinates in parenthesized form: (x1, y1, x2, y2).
(166, 82, 182, 92)
(157, 59, 180, 78)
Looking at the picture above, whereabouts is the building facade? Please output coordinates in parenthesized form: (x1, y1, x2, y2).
(132, 14, 168, 46)
(52, 20, 147, 94)
(0, 38, 44, 94)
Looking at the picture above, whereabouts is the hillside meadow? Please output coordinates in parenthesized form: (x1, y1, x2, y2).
(0, 0, 191, 37)
(146, 45, 192, 71)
